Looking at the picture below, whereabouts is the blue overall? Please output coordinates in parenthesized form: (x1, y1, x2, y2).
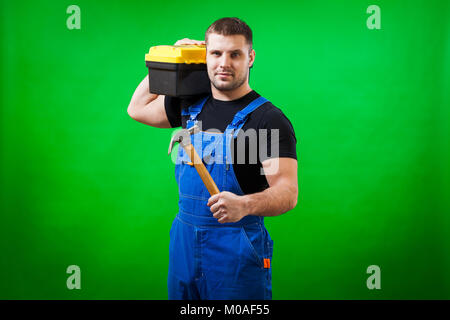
(168, 96, 274, 300)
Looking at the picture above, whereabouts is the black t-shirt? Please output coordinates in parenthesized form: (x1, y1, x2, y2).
(164, 90, 297, 195)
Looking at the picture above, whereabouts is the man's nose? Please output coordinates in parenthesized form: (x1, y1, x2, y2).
(219, 55, 231, 68)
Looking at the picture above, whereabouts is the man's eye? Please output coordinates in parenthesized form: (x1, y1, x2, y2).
(231, 52, 240, 58)
(212, 52, 220, 56)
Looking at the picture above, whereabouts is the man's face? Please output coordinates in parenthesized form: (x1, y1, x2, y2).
(206, 33, 254, 92)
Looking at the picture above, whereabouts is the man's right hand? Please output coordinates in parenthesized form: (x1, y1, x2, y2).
(174, 38, 205, 46)
(127, 38, 205, 128)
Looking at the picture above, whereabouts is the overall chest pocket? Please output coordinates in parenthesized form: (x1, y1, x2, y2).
(176, 142, 225, 200)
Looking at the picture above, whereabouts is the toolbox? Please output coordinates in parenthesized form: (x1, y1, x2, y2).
(145, 45, 210, 97)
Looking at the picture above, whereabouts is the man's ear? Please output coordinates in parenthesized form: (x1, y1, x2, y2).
(248, 49, 255, 68)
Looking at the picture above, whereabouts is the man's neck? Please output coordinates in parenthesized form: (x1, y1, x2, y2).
(211, 83, 253, 101)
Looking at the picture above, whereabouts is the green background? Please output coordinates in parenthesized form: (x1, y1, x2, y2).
(1, 0, 449, 299)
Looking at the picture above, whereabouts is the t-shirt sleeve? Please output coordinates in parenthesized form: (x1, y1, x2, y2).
(258, 107, 297, 162)
(164, 96, 182, 128)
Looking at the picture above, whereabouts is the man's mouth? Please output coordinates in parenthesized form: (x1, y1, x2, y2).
(216, 72, 233, 76)
(216, 72, 233, 78)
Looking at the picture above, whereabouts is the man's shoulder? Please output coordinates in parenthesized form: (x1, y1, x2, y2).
(250, 92, 285, 115)
(248, 95, 293, 128)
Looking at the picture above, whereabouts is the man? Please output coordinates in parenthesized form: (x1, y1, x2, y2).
(128, 17, 298, 300)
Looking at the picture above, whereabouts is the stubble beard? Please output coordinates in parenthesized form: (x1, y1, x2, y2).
(209, 69, 248, 92)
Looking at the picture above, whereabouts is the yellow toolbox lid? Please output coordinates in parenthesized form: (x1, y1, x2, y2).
(145, 45, 206, 64)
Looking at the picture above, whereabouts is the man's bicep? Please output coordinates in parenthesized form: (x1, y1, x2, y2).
(131, 95, 172, 128)
(258, 108, 297, 163)
(262, 157, 298, 187)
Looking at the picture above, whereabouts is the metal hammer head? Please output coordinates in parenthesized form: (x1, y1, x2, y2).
(168, 125, 200, 155)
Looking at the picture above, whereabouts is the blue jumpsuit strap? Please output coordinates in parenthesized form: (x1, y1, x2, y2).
(226, 96, 268, 138)
(181, 96, 209, 128)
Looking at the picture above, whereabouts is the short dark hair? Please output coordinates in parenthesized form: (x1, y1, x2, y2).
(205, 17, 253, 50)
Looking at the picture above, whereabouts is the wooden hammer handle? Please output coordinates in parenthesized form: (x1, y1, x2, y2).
(183, 143, 220, 196)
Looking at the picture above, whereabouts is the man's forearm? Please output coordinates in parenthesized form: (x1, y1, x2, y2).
(243, 183, 298, 217)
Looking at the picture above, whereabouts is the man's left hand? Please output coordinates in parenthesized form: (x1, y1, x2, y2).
(207, 191, 248, 224)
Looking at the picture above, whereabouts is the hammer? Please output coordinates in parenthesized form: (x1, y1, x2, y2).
(168, 125, 220, 196)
